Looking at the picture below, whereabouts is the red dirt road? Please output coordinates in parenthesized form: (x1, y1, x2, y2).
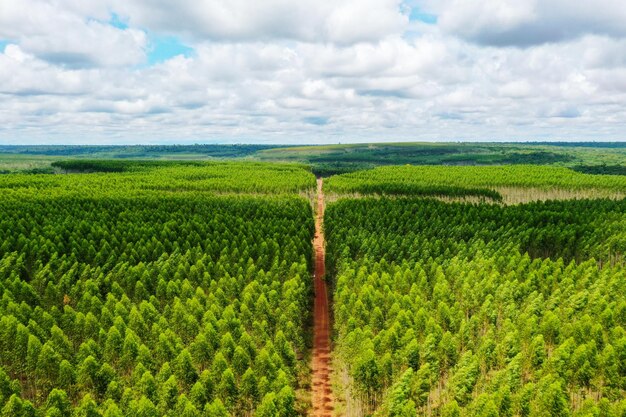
(311, 178, 334, 417)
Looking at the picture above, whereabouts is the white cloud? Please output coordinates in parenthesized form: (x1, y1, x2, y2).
(113, 0, 408, 44)
(1, 0, 626, 144)
(0, 0, 146, 67)
(431, 0, 626, 46)
(0, 45, 91, 95)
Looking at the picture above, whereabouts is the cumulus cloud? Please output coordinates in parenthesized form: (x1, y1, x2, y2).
(114, 0, 408, 44)
(0, 0, 146, 67)
(431, 0, 626, 46)
(1, 0, 626, 144)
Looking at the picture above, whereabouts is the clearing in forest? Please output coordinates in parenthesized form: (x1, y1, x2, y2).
(311, 178, 334, 417)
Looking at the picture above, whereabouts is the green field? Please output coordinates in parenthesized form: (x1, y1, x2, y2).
(4, 142, 626, 177)
(255, 142, 626, 176)
(324, 165, 626, 203)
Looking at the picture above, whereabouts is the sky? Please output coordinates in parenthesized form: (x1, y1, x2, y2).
(1, 0, 626, 145)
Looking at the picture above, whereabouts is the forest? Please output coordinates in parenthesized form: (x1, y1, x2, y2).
(3, 142, 626, 177)
(324, 167, 626, 417)
(0, 162, 316, 416)
(324, 165, 626, 203)
(1, 152, 626, 416)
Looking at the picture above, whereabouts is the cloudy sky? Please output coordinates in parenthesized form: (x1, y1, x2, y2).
(1, 0, 626, 144)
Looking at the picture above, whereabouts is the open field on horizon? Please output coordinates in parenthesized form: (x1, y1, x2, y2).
(4, 142, 626, 177)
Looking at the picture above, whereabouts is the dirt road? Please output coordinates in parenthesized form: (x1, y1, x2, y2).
(311, 178, 334, 417)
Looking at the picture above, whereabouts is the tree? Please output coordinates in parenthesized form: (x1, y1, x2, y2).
(129, 396, 158, 417)
(26, 335, 42, 378)
(210, 353, 228, 385)
(535, 377, 570, 417)
(76, 356, 99, 395)
(441, 400, 461, 417)
(274, 331, 295, 368)
(353, 349, 382, 411)
(496, 389, 513, 417)
(204, 399, 229, 417)
(217, 368, 237, 410)
(57, 360, 75, 394)
(139, 372, 157, 403)
(276, 386, 297, 417)
(102, 401, 123, 417)
(450, 351, 479, 406)
(49, 327, 72, 360)
(540, 312, 561, 346)
(518, 383, 534, 417)
(0, 368, 18, 407)
(403, 339, 420, 371)
(530, 335, 547, 368)
(232, 346, 251, 377)
(469, 394, 498, 417)
(74, 394, 100, 417)
(174, 349, 198, 387)
(240, 368, 259, 411)
(158, 375, 178, 412)
(120, 332, 139, 371)
(189, 381, 207, 409)
(37, 343, 61, 396)
(413, 363, 432, 408)
(175, 395, 200, 417)
(255, 393, 279, 417)
(45, 389, 71, 417)
(381, 368, 417, 417)
(1, 394, 32, 417)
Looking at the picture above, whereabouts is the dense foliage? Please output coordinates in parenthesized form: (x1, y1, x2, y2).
(256, 143, 589, 176)
(3, 154, 626, 417)
(325, 197, 626, 416)
(50, 160, 206, 173)
(0, 162, 315, 195)
(324, 165, 626, 197)
(0, 145, 281, 158)
(572, 165, 626, 176)
(4, 142, 626, 176)
(0, 163, 316, 416)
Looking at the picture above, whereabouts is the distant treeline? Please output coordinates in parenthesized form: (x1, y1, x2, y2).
(308, 151, 573, 176)
(309, 148, 573, 165)
(0, 144, 283, 158)
(572, 165, 626, 176)
(527, 142, 626, 148)
(51, 160, 206, 173)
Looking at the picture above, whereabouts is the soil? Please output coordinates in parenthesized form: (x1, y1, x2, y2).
(311, 178, 334, 417)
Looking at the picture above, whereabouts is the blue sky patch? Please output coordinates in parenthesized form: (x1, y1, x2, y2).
(104, 13, 193, 66)
(109, 13, 129, 29)
(437, 112, 464, 120)
(0, 40, 9, 53)
(303, 116, 330, 126)
(401, 1, 438, 25)
(409, 7, 438, 24)
(147, 35, 194, 65)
